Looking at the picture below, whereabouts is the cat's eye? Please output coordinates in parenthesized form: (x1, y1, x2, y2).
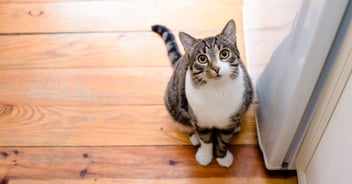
(220, 49, 230, 59)
(197, 54, 208, 64)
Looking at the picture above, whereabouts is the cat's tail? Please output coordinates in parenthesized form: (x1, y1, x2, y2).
(151, 25, 181, 66)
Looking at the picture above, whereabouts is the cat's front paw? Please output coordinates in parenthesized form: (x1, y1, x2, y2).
(189, 134, 200, 146)
(216, 151, 233, 168)
(196, 147, 213, 166)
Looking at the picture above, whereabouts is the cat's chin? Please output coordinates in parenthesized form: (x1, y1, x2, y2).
(210, 74, 222, 79)
(207, 74, 223, 80)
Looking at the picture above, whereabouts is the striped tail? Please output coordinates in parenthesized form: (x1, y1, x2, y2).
(151, 25, 181, 66)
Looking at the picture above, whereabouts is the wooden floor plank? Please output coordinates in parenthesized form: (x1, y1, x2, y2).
(0, 146, 296, 180)
(0, 68, 170, 105)
(0, 0, 243, 34)
(8, 177, 297, 184)
(0, 31, 246, 69)
(0, 105, 256, 146)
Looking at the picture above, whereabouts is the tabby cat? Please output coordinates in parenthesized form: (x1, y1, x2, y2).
(151, 20, 253, 168)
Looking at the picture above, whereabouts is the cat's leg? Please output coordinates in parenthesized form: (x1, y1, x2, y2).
(215, 128, 235, 168)
(195, 126, 213, 166)
(231, 114, 242, 134)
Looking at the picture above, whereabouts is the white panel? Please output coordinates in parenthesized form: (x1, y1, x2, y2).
(306, 74, 352, 184)
(246, 0, 349, 169)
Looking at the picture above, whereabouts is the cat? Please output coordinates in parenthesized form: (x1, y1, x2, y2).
(151, 20, 253, 168)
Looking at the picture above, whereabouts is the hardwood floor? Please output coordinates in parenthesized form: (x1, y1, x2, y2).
(0, 0, 297, 183)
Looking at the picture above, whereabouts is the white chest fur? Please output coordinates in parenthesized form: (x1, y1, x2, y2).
(185, 67, 245, 129)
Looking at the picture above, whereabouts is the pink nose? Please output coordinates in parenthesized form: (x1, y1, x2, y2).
(212, 66, 220, 74)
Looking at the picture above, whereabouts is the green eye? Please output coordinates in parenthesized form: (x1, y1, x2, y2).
(220, 49, 230, 59)
(197, 54, 208, 64)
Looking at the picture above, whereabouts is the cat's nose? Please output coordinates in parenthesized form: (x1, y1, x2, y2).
(212, 66, 220, 74)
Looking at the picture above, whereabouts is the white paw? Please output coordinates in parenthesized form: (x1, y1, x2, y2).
(189, 134, 200, 146)
(196, 147, 213, 166)
(216, 151, 233, 168)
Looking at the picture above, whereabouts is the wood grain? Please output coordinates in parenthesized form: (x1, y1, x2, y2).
(0, 0, 243, 34)
(0, 68, 170, 105)
(0, 146, 296, 180)
(0, 105, 257, 146)
(0, 31, 246, 69)
(8, 178, 297, 184)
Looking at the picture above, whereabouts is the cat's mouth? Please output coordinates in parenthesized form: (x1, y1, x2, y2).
(210, 74, 223, 79)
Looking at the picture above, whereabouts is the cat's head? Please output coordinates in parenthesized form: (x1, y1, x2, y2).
(180, 20, 241, 87)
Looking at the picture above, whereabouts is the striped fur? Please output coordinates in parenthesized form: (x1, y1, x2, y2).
(151, 20, 253, 168)
(151, 25, 181, 66)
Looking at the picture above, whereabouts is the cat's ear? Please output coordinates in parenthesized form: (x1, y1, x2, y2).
(179, 32, 197, 52)
(221, 19, 237, 42)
